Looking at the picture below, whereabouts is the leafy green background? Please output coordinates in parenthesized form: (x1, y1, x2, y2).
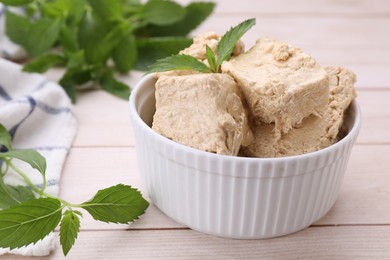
(2, 0, 215, 102)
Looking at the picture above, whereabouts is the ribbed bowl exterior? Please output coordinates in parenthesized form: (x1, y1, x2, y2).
(129, 75, 361, 239)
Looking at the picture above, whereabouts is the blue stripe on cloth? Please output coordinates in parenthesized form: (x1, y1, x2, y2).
(5, 98, 73, 115)
(13, 145, 69, 151)
(1, 93, 73, 116)
(8, 96, 36, 139)
(1, 50, 11, 59)
(31, 81, 75, 115)
(32, 80, 50, 92)
(16, 179, 59, 191)
(36, 100, 72, 114)
(35, 179, 59, 188)
(0, 84, 12, 101)
(27, 146, 69, 152)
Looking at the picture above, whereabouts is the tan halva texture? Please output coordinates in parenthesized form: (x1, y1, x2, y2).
(152, 34, 356, 157)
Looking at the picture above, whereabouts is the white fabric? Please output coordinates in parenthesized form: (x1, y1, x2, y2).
(0, 58, 77, 256)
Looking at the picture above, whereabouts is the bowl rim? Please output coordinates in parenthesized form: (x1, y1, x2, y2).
(129, 74, 362, 163)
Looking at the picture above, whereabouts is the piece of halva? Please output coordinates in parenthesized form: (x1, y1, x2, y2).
(240, 66, 356, 157)
(222, 38, 329, 137)
(152, 73, 253, 156)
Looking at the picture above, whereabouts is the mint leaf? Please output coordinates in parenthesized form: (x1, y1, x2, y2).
(0, 198, 62, 249)
(146, 18, 257, 74)
(0, 177, 35, 209)
(141, 2, 215, 37)
(65, 50, 85, 69)
(78, 12, 130, 64)
(81, 184, 149, 224)
(142, 0, 186, 26)
(216, 18, 256, 68)
(60, 210, 81, 256)
(59, 67, 93, 103)
(3, 0, 213, 102)
(5, 10, 32, 47)
(126, 0, 141, 4)
(77, 11, 110, 64)
(0, 0, 33, 6)
(0, 124, 12, 150)
(147, 54, 211, 73)
(135, 37, 192, 71)
(59, 24, 79, 52)
(42, 0, 85, 19)
(99, 70, 131, 100)
(24, 18, 61, 57)
(23, 53, 64, 73)
(112, 34, 137, 73)
(205, 45, 217, 73)
(100, 22, 132, 53)
(173, 2, 215, 35)
(0, 149, 47, 176)
(88, 0, 123, 21)
(43, 0, 85, 51)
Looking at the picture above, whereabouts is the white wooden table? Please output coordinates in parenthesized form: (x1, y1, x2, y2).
(7, 0, 390, 258)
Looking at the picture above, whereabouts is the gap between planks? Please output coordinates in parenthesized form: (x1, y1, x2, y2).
(214, 12, 390, 18)
(73, 223, 390, 233)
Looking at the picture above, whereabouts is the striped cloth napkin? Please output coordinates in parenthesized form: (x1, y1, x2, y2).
(0, 57, 77, 256)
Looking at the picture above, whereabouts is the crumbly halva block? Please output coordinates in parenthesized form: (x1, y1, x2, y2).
(152, 73, 253, 156)
(240, 66, 356, 158)
(221, 38, 329, 137)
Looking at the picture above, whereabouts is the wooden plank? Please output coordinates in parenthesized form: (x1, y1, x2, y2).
(6, 226, 390, 259)
(345, 65, 390, 88)
(176, 0, 390, 15)
(59, 147, 184, 230)
(357, 90, 390, 144)
(72, 90, 135, 147)
(193, 15, 390, 47)
(59, 144, 390, 230)
(304, 47, 390, 66)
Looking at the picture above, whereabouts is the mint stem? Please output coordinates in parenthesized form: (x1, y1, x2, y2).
(1, 163, 9, 177)
(5, 158, 90, 208)
(8, 160, 43, 195)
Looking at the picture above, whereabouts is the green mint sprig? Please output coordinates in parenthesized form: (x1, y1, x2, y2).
(0, 124, 149, 256)
(1, 0, 215, 102)
(147, 18, 256, 74)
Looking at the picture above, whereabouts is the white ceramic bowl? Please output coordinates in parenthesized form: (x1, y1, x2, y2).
(129, 74, 361, 239)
